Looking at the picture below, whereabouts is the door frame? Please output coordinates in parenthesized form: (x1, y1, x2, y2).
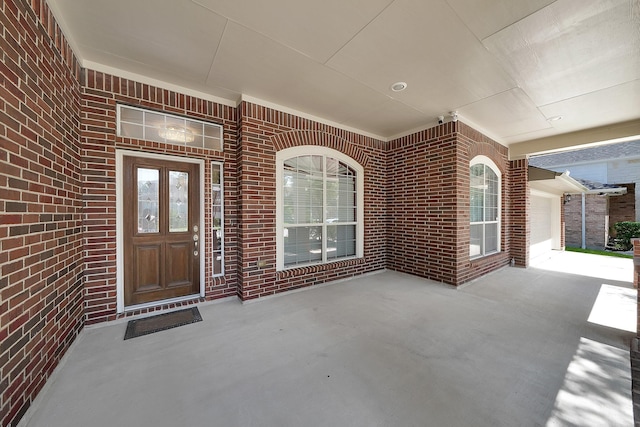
(116, 149, 206, 313)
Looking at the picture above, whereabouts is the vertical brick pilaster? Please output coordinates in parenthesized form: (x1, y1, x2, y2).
(509, 159, 529, 267)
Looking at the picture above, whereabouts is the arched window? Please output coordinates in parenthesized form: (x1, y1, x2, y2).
(470, 156, 501, 258)
(276, 147, 364, 270)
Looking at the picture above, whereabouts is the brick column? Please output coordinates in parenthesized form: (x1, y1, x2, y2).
(509, 159, 529, 267)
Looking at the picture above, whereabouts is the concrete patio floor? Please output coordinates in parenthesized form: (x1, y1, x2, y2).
(20, 252, 636, 427)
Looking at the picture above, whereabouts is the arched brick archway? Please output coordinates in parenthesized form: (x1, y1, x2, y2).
(270, 130, 370, 168)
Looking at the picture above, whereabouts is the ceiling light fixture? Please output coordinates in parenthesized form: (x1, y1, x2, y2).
(546, 115, 563, 122)
(390, 81, 407, 92)
(158, 126, 195, 143)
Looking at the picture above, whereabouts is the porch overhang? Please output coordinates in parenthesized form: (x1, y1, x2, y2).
(528, 166, 589, 196)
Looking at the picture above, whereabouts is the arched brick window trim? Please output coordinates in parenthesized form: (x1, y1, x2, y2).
(271, 130, 370, 168)
(467, 142, 506, 175)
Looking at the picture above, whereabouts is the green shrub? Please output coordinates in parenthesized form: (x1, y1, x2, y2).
(613, 221, 640, 250)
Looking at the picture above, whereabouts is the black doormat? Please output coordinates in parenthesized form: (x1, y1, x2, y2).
(124, 307, 202, 340)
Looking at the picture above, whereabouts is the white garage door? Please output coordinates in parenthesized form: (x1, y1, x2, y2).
(530, 194, 553, 262)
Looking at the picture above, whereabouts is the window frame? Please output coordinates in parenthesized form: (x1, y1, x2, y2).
(469, 155, 501, 259)
(116, 104, 223, 151)
(276, 146, 364, 271)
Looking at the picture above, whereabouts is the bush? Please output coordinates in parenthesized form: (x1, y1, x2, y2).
(613, 221, 640, 251)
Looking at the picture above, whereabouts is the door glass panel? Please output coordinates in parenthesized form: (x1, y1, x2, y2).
(137, 168, 159, 233)
(169, 171, 189, 232)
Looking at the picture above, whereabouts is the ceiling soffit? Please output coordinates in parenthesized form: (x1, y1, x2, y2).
(45, 0, 640, 149)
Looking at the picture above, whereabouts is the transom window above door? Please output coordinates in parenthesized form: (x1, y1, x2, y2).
(276, 147, 364, 270)
(117, 104, 223, 151)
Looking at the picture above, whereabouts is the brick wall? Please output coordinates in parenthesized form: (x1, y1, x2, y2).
(610, 183, 636, 227)
(563, 195, 582, 247)
(459, 124, 512, 280)
(237, 102, 387, 299)
(0, 1, 84, 426)
(81, 70, 239, 324)
(564, 194, 609, 249)
(386, 123, 458, 283)
(386, 122, 513, 285)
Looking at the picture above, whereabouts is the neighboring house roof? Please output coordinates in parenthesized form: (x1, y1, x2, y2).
(574, 178, 627, 195)
(528, 166, 627, 196)
(530, 140, 640, 168)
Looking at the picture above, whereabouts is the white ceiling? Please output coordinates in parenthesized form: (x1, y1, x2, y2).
(49, 0, 640, 145)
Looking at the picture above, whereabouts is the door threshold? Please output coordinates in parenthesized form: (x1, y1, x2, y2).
(123, 294, 201, 314)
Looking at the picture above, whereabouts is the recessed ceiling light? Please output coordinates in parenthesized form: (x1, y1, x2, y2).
(390, 82, 407, 92)
(546, 115, 563, 122)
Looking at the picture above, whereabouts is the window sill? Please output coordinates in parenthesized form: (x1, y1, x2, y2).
(470, 251, 501, 263)
(277, 257, 364, 278)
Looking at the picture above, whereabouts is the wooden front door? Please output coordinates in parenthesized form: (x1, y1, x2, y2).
(123, 156, 200, 307)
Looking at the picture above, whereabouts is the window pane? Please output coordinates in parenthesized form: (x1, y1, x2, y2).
(470, 187, 483, 222)
(283, 226, 322, 266)
(120, 123, 144, 139)
(169, 171, 189, 232)
(326, 157, 339, 178)
(485, 207, 498, 222)
(284, 159, 324, 225)
(205, 124, 221, 139)
(338, 175, 356, 222)
(470, 164, 484, 183)
(486, 168, 498, 190)
(137, 168, 159, 233)
(485, 223, 498, 253)
(213, 225, 222, 275)
(470, 224, 483, 257)
(470, 162, 500, 257)
(120, 106, 143, 124)
(212, 163, 223, 276)
(327, 225, 356, 259)
(310, 178, 323, 223)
